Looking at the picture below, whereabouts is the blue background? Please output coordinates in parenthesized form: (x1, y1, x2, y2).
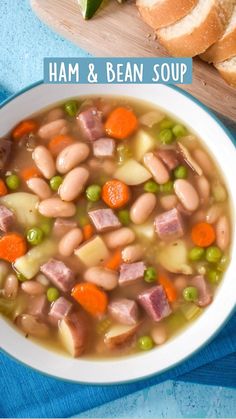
(0, 1, 235, 417)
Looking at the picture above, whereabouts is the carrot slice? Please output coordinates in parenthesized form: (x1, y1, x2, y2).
(71, 283, 108, 317)
(83, 224, 94, 241)
(48, 135, 74, 157)
(104, 249, 122, 271)
(0, 179, 8, 196)
(102, 179, 130, 209)
(20, 167, 41, 182)
(12, 120, 38, 140)
(0, 233, 27, 262)
(105, 107, 138, 140)
(158, 275, 177, 303)
(191, 222, 216, 247)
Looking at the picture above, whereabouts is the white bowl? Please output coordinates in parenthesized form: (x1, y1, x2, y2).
(0, 82, 235, 384)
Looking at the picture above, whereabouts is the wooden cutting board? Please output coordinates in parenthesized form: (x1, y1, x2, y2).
(30, 0, 236, 120)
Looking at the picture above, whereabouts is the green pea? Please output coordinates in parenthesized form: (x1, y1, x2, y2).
(40, 220, 52, 236)
(118, 209, 130, 226)
(160, 181, 174, 193)
(183, 286, 199, 302)
(50, 175, 63, 191)
(217, 254, 229, 272)
(189, 247, 205, 261)
(64, 100, 78, 117)
(26, 227, 44, 245)
(144, 180, 160, 193)
(159, 129, 174, 144)
(207, 269, 221, 284)
(138, 335, 154, 351)
(172, 124, 187, 138)
(160, 119, 174, 130)
(174, 165, 188, 179)
(86, 184, 102, 202)
(47, 287, 60, 302)
(16, 271, 28, 282)
(6, 174, 20, 190)
(144, 267, 157, 283)
(205, 246, 222, 263)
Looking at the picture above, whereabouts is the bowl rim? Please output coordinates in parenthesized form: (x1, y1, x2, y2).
(0, 80, 235, 385)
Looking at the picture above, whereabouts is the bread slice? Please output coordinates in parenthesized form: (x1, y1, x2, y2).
(157, 0, 235, 57)
(200, 5, 236, 62)
(215, 55, 236, 86)
(136, 0, 198, 30)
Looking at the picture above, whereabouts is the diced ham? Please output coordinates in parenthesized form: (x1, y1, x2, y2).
(190, 275, 212, 307)
(27, 295, 48, 318)
(49, 296, 72, 326)
(108, 298, 139, 325)
(59, 312, 88, 357)
(119, 262, 146, 286)
(157, 149, 179, 170)
(93, 138, 115, 158)
(53, 218, 77, 238)
(77, 107, 104, 141)
(0, 138, 11, 171)
(154, 208, 185, 240)
(0, 205, 14, 232)
(40, 259, 75, 292)
(138, 285, 172, 322)
(88, 208, 121, 232)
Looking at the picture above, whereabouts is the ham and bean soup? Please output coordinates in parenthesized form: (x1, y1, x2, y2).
(0, 97, 231, 358)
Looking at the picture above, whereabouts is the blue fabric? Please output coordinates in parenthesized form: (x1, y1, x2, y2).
(0, 89, 235, 418)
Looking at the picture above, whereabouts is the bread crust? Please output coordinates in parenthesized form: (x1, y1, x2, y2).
(216, 66, 236, 86)
(200, 28, 236, 62)
(137, 0, 198, 29)
(157, 2, 233, 57)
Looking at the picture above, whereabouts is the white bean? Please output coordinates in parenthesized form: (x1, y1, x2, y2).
(160, 194, 178, 210)
(84, 267, 118, 290)
(32, 146, 56, 179)
(21, 281, 45, 295)
(38, 119, 68, 140)
(151, 324, 167, 345)
(38, 197, 76, 217)
(195, 176, 210, 204)
(130, 193, 157, 225)
(16, 314, 49, 338)
(143, 152, 169, 184)
(59, 167, 89, 202)
(46, 108, 64, 122)
(206, 204, 223, 224)
(193, 149, 215, 177)
(4, 274, 18, 299)
(56, 143, 90, 174)
(174, 179, 199, 211)
(122, 244, 144, 263)
(59, 228, 83, 256)
(191, 209, 206, 224)
(27, 177, 52, 200)
(36, 274, 50, 287)
(103, 228, 135, 249)
(216, 215, 230, 251)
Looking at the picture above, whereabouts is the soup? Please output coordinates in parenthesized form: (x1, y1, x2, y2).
(0, 96, 231, 358)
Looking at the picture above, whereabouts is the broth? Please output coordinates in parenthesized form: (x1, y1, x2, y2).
(0, 96, 231, 359)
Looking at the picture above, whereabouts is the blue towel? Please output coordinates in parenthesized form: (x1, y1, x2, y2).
(0, 88, 235, 418)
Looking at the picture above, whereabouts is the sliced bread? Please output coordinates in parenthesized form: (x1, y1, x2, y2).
(157, 0, 236, 57)
(200, 5, 236, 62)
(136, 0, 198, 30)
(215, 55, 236, 86)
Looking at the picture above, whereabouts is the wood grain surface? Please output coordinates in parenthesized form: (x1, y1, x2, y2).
(30, 0, 236, 120)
